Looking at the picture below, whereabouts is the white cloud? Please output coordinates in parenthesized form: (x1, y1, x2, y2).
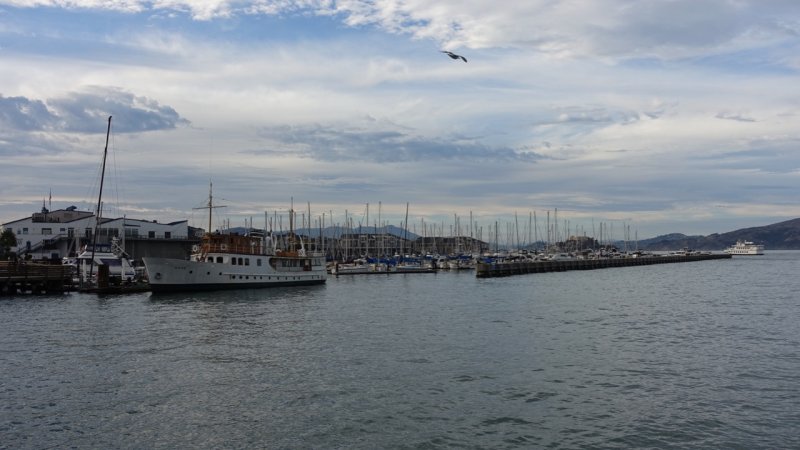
(3, 1, 796, 58)
(1, 0, 799, 237)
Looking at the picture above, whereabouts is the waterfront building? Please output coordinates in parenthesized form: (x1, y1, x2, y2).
(1, 205, 196, 262)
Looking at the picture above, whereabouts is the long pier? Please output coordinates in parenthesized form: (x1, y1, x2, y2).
(475, 253, 731, 278)
(0, 262, 74, 295)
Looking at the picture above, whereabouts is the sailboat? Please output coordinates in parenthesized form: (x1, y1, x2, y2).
(142, 184, 327, 292)
(77, 116, 146, 293)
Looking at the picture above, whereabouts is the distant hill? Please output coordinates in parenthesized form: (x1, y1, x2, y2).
(638, 218, 800, 251)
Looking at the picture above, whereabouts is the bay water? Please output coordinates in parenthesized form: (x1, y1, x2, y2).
(2, 252, 799, 448)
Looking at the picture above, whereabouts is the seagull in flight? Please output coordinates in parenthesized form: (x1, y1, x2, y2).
(441, 50, 467, 62)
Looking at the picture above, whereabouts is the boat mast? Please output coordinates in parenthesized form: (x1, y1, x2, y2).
(208, 182, 213, 235)
(193, 181, 225, 246)
(87, 115, 112, 283)
(403, 202, 409, 257)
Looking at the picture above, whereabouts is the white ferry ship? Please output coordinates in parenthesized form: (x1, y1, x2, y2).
(143, 232, 326, 292)
(724, 240, 765, 255)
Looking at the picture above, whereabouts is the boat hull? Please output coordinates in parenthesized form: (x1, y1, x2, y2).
(147, 278, 325, 293)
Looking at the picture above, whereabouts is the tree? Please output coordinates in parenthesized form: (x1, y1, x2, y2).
(0, 228, 18, 260)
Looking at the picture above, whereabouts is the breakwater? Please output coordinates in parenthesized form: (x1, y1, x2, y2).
(475, 253, 731, 278)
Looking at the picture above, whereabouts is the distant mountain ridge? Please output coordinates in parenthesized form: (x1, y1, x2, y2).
(638, 218, 800, 251)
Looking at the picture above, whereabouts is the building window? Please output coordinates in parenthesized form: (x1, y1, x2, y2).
(216, 257, 223, 263)
(245, 258, 250, 266)
(257, 259, 262, 266)
(42, 228, 52, 235)
(165, 232, 171, 239)
(232, 258, 237, 265)
(238, 257, 243, 265)
(22, 228, 29, 235)
(148, 231, 156, 238)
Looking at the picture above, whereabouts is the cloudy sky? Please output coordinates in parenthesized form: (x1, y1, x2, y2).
(1, 0, 798, 241)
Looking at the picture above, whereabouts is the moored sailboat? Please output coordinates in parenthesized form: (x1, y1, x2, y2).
(78, 116, 147, 293)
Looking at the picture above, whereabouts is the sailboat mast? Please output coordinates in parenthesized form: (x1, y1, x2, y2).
(208, 181, 213, 235)
(403, 202, 409, 257)
(88, 115, 112, 283)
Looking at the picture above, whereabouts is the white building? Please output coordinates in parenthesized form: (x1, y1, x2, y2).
(2, 205, 191, 261)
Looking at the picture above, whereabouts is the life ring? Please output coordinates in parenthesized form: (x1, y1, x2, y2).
(192, 244, 199, 252)
(220, 244, 228, 251)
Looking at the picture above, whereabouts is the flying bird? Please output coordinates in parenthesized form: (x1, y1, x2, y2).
(441, 50, 467, 62)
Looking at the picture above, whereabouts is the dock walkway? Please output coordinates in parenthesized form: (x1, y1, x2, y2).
(0, 261, 74, 295)
(476, 253, 731, 278)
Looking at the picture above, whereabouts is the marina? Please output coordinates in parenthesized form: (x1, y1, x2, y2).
(3, 3, 799, 448)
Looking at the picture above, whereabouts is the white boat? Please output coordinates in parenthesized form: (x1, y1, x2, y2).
(143, 232, 326, 292)
(393, 258, 436, 273)
(724, 240, 764, 255)
(76, 238, 137, 283)
(143, 184, 326, 292)
(331, 259, 390, 275)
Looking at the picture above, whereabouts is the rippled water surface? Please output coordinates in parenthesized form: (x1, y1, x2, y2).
(2, 252, 800, 448)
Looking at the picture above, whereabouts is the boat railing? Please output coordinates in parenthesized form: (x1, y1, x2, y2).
(204, 242, 262, 255)
(126, 234, 191, 240)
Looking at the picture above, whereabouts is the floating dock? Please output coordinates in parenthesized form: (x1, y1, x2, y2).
(475, 253, 731, 278)
(0, 262, 74, 295)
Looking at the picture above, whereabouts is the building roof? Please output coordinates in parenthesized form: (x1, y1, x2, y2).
(2, 209, 188, 228)
(2, 208, 94, 226)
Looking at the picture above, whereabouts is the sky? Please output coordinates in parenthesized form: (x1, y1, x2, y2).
(0, 0, 799, 242)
